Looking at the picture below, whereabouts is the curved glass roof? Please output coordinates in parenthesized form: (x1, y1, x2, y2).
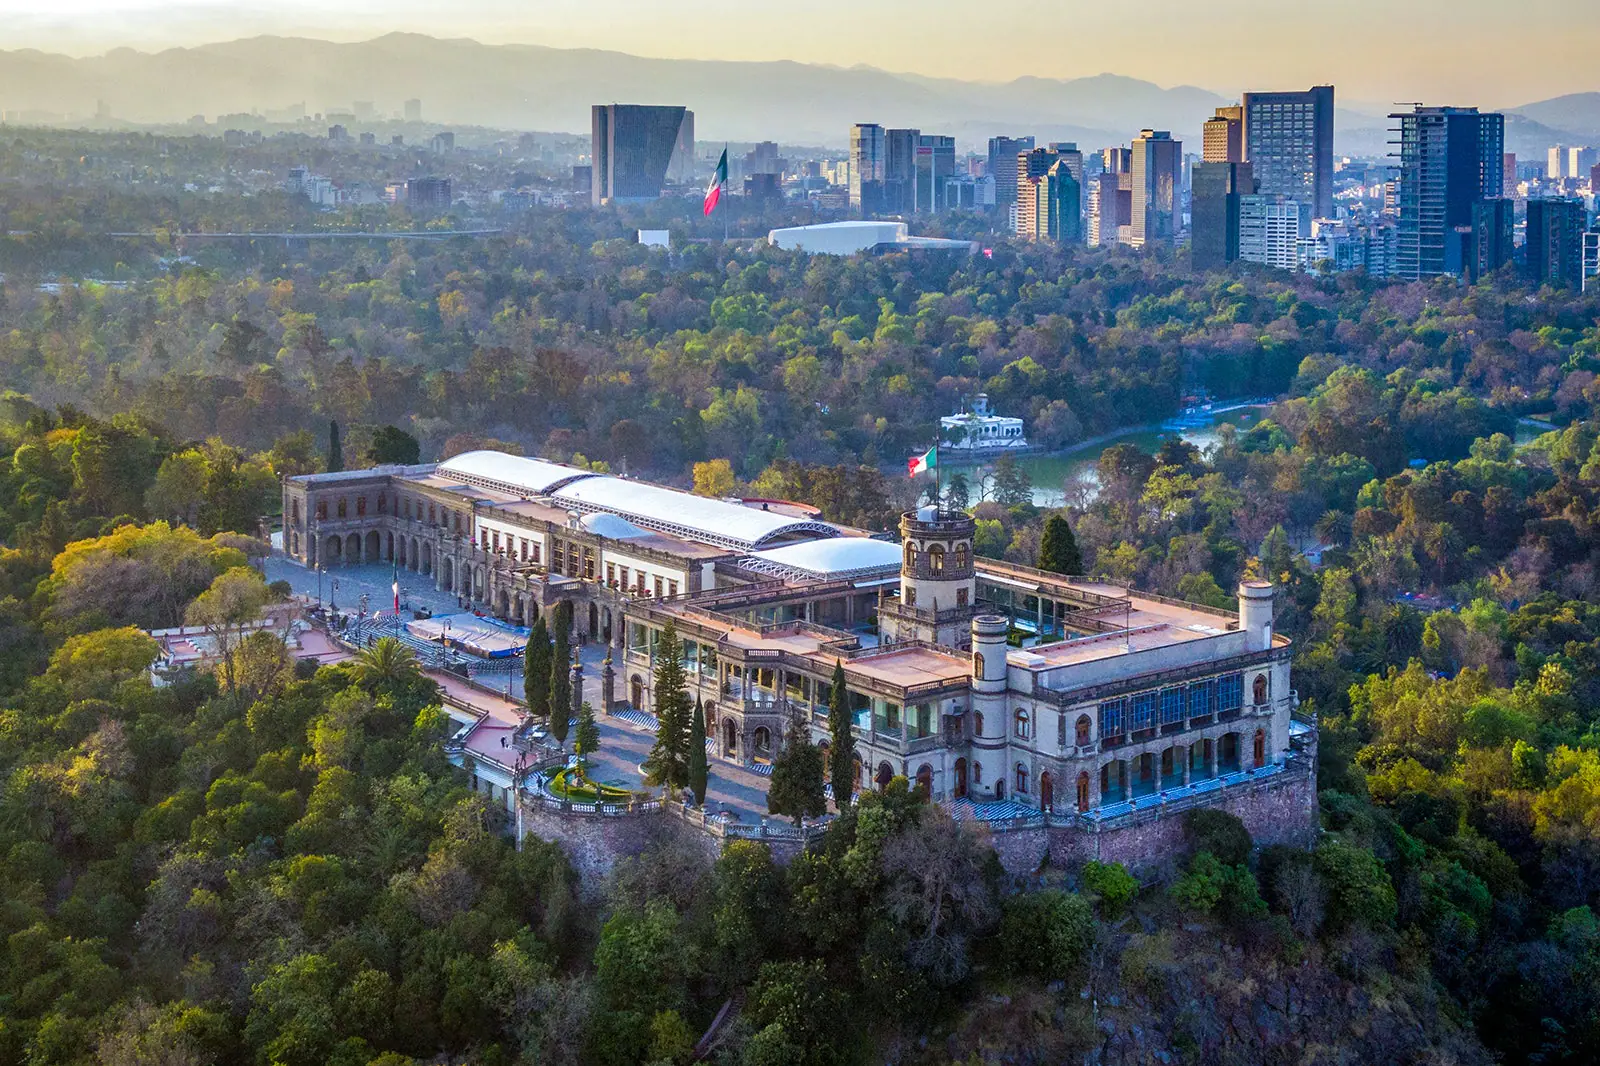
(552, 477, 840, 551)
(435, 451, 598, 497)
(741, 537, 903, 580)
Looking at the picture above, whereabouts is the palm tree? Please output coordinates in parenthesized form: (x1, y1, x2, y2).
(352, 636, 423, 689)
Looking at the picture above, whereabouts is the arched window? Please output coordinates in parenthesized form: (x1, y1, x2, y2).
(972, 652, 985, 678)
(1076, 772, 1090, 812)
(1015, 763, 1028, 794)
(904, 543, 916, 569)
(929, 544, 945, 574)
(291, 500, 300, 522)
(1014, 708, 1030, 740)
(356, 496, 367, 517)
(973, 711, 984, 737)
(954, 543, 968, 570)
(337, 498, 347, 518)
(1253, 728, 1266, 768)
(1253, 673, 1269, 705)
(1075, 714, 1092, 746)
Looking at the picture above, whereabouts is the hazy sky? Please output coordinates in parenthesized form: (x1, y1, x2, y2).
(2, 0, 1597, 107)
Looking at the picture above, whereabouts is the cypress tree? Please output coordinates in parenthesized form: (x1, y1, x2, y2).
(549, 601, 571, 745)
(326, 420, 343, 473)
(827, 660, 856, 810)
(574, 701, 600, 767)
(767, 708, 827, 827)
(523, 615, 551, 722)
(688, 696, 708, 806)
(643, 620, 692, 793)
(1038, 513, 1083, 575)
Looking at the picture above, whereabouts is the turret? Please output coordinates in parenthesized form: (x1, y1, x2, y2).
(1239, 580, 1274, 652)
(970, 614, 1009, 694)
(899, 507, 976, 615)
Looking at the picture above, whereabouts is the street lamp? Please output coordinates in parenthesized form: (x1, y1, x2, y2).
(316, 564, 325, 609)
(330, 578, 339, 613)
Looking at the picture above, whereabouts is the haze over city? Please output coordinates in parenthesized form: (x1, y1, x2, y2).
(2, 0, 1597, 105)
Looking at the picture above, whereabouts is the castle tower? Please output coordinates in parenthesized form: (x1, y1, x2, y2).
(967, 614, 1011, 798)
(1238, 580, 1274, 652)
(880, 506, 978, 646)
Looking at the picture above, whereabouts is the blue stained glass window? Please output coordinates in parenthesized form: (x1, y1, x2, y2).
(1099, 699, 1125, 738)
(1188, 679, 1218, 718)
(1159, 687, 1184, 725)
(1131, 692, 1156, 732)
(1219, 672, 1243, 711)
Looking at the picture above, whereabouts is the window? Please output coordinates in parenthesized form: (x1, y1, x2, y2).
(583, 549, 595, 580)
(337, 499, 347, 518)
(1014, 708, 1031, 740)
(905, 586, 917, 607)
(403, 497, 412, 518)
(1015, 763, 1028, 794)
(618, 566, 629, 589)
(552, 542, 564, 572)
(492, 531, 501, 553)
(955, 544, 968, 570)
(904, 544, 916, 569)
(520, 539, 529, 562)
(291, 500, 300, 522)
(956, 587, 969, 608)
(1075, 714, 1091, 746)
(1057, 713, 1067, 747)
(1220, 673, 1244, 711)
(377, 494, 387, 515)
(636, 573, 646, 595)
(531, 542, 541, 565)
(1188, 679, 1218, 719)
(481, 530, 490, 550)
(667, 580, 678, 598)
(972, 651, 984, 678)
(1098, 698, 1126, 739)
(1251, 673, 1268, 706)
(654, 576, 664, 598)
(428, 503, 436, 524)
(356, 496, 366, 517)
(929, 544, 945, 574)
(607, 563, 616, 586)
(973, 711, 984, 737)
(1160, 687, 1184, 726)
(315, 500, 326, 520)
(1131, 691, 1156, 732)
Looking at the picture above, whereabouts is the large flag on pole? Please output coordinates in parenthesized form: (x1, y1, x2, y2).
(702, 147, 727, 216)
(908, 445, 937, 478)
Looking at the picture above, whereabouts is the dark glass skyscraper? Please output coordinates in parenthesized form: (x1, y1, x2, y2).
(987, 136, 1035, 210)
(1389, 106, 1505, 280)
(590, 104, 689, 206)
(1525, 198, 1586, 289)
(1190, 162, 1254, 269)
(1241, 86, 1334, 228)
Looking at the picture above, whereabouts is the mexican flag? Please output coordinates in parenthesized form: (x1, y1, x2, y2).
(908, 446, 937, 478)
(702, 147, 727, 216)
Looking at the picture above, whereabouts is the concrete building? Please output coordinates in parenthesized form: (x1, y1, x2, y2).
(1583, 230, 1600, 292)
(1131, 130, 1181, 248)
(883, 128, 920, 215)
(406, 177, 452, 211)
(1238, 194, 1302, 271)
(850, 123, 886, 215)
(1525, 197, 1587, 289)
(1016, 144, 1083, 242)
(914, 135, 957, 213)
(1203, 105, 1243, 163)
(1190, 161, 1253, 269)
(987, 136, 1035, 211)
(1389, 105, 1505, 280)
(591, 104, 689, 206)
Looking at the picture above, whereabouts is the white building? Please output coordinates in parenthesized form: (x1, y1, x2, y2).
(939, 394, 1029, 453)
(766, 221, 976, 256)
(1239, 195, 1303, 271)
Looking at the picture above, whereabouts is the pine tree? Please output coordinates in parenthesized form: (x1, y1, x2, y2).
(549, 601, 571, 746)
(1038, 513, 1083, 575)
(326, 420, 343, 473)
(574, 701, 600, 766)
(767, 708, 827, 827)
(688, 696, 708, 807)
(643, 620, 692, 793)
(826, 660, 856, 810)
(523, 615, 551, 721)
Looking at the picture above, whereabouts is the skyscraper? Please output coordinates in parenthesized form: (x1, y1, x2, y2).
(1016, 146, 1083, 242)
(1548, 145, 1568, 179)
(1466, 198, 1514, 283)
(915, 135, 957, 213)
(590, 104, 689, 206)
(1238, 195, 1301, 271)
(1190, 161, 1254, 269)
(987, 136, 1035, 211)
(883, 128, 920, 215)
(1525, 198, 1586, 289)
(1241, 86, 1334, 228)
(1203, 106, 1243, 163)
(1130, 130, 1181, 248)
(850, 123, 886, 215)
(668, 110, 696, 185)
(1090, 148, 1133, 246)
(1389, 105, 1506, 280)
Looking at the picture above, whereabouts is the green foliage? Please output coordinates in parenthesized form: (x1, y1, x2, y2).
(688, 697, 708, 806)
(549, 601, 571, 745)
(523, 615, 550, 721)
(574, 701, 600, 763)
(366, 425, 421, 466)
(326, 420, 343, 473)
(826, 661, 855, 809)
(1182, 809, 1253, 867)
(643, 620, 691, 792)
(767, 711, 827, 827)
(1314, 841, 1398, 930)
(1037, 512, 1083, 575)
(1081, 860, 1138, 918)
(999, 889, 1094, 980)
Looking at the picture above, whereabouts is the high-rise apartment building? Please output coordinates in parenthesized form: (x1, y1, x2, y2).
(883, 128, 920, 214)
(1241, 86, 1334, 229)
(668, 110, 696, 185)
(1502, 153, 1519, 198)
(1583, 231, 1600, 292)
(987, 136, 1035, 210)
(850, 123, 886, 215)
(1088, 148, 1134, 246)
(1389, 106, 1506, 280)
(1525, 198, 1587, 289)
(406, 176, 452, 211)
(915, 135, 957, 213)
(1548, 145, 1567, 179)
(590, 105, 689, 206)
(1466, 198, 1514, 283)
(1190, 161, 1254, 269)
(1570, 147, 1598, 181)
(1130, 130, 1181, 248)
(1238, 195, 1302, 270)
(1203, 106, 1243, 163)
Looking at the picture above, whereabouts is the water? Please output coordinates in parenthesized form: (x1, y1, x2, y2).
(939, 404, 1269, 508)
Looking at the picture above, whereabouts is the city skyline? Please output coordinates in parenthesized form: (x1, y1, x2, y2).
(2, 0, 1597, 107)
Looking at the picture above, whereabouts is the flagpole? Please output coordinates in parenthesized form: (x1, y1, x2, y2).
(723, 143, 729, 243)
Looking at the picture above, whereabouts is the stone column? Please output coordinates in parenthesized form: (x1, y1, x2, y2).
(1182, 744, 1192, 786)
(1121, 759, 1132, 801)
(570, 655, 584, 719)
(1206, 738, 1217, 779)
(601, 650, 615, 715)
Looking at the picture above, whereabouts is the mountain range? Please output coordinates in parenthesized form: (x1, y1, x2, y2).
(0, 33, 1596, 155)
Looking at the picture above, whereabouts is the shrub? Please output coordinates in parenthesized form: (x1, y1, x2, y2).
(1181, 809, 1252, 866)
(999, 889, 1095, 980)
(1081, 860, 1138, 918)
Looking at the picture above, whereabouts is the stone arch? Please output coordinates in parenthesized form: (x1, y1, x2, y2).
(630, 674, 644, 709)
(346, 532, 361, 563)
(928, 543, 945, 574)
(1219, 732, 1241, 773)
(953, 757, 968, 799)
(496, 588, 510, 619)
(723, 718, 738, 755)
(1134, 752, 1156, 797)
(513, 595, 525, 625)
(289, 531, 299, 556)
(753, 727, 772, 758)
(365, 530, 381, 561)
(1039, 770, 1053, 811)
(1014, 762, 1028, 795)
(1076, 771, 1090, 812)
(440, 556, 454, 590)
(326, 535, 343, 562)
(602, 607, 613, 643)
(1075, 713, 1091, 746)
(395, 538, 407, 568)
(472, 567, 486, 602)
(1253, 728, 1266, 768)
(915, 763, 933, 796)
(875, 760, 894, 789)
(588, 602, 599, 639)
(385, 531, 395, 562)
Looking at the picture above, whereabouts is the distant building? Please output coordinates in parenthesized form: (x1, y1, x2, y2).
(404, 99, 422, 122)
(590, 104, 689, 206)
(1130, 130, 1181, 248)
(1238, 195, 1302, 270)
(1525, 197, 1587, 289)
(766, 220, 976, 255)
(1569, 146, 1598, 181)
(1241, 86, 1334, 229)
(430, 132, 455, 154)
(407, 177, 453, 211)
(1548, 144, 1568, 179)
(328, 124, 349, 142)
(1583, 230, 1600, 291)
(744, 172, 782, 205)
(1465, 197, 1514, 283)
(883, 128, 919, 215)
(1389, 105, 1505, 280)
(668, 110, 696, 185)
(359, 131, 375, 146)
(850, 123, 886, 215)
(914, 135, 957, 213)
(1017, 145, 1083, 242)
(1191, 161, 1253, 269)
(987, 136, 1035, 210)
(1203, 106, 1243, 163)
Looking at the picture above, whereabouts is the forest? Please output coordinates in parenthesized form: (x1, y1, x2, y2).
(2, 149, 1600, 1062)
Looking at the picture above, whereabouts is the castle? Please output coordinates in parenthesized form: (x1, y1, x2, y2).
(284, 450, 1314, 859)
